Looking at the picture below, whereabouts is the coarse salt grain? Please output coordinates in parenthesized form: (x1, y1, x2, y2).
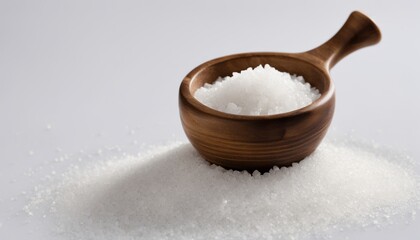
(25, 137, 420, 240)
(194, 64, 320, 115)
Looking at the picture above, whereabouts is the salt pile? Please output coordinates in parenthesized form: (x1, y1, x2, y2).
(25, 137, 419, 240)
(194, 64, 320, 115)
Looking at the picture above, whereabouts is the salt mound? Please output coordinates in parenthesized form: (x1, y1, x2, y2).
(25, 138, 419, 240)
(194, 64, 321, 115)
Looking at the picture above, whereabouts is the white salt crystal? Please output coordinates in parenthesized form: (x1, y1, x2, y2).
(25, 137, 419, 240)
(194, 64, 321, 115)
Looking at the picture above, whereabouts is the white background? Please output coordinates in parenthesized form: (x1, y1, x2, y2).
(1, 0, 419, 239)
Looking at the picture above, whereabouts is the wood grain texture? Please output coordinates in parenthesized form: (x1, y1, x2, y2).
(179, 11, 381, 171)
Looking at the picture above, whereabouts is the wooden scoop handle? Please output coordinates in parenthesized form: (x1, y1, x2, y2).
(307, 11, 381, 70)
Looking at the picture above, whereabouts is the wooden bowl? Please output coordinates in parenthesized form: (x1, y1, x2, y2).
(179, 11, 381, 171)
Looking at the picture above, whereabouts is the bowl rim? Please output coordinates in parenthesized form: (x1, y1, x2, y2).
(180, 52, 335, 120)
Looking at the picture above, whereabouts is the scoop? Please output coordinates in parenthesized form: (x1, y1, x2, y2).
(179, 11, 381, 171)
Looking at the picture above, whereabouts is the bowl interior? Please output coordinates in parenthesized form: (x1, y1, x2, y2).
(188, 53, 331, 98)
